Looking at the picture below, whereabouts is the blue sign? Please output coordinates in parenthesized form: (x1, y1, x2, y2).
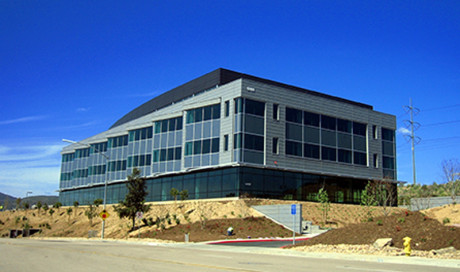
(291, 204, 296, 215)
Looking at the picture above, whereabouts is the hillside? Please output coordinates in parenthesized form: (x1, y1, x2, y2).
(0, 198, 405, 239)
(0, 193, 16, 208)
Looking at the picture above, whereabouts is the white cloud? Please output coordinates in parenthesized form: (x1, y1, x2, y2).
(0, 143, 63, 197)
(0, 144, 64, 162)
(397, 127, 411, 135)
(76, 107, 90, 112)
(0, 115, 47, 125)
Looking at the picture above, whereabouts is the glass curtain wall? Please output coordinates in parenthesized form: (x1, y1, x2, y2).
(152, 116, 183, 174)
(382, 128, 396, 179)
(285, 107, 368, 166)
(233, 98, 265, 164)
(60, 166, 397, 206)
(184, 104, 221, 168)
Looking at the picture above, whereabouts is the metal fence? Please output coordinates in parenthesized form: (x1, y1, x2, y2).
(409, 196, 458, 211)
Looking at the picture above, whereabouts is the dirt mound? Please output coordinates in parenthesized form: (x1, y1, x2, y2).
(296, 210, 459, 251)
(424, 204, 460, 226)
(140, 217, 293, 242)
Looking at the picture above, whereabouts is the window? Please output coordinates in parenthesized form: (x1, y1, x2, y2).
(286, 141, 302, 157)
(354, 152, 367, 166)
(304, 143, 319, 159)
(286, 107, 302, 124)
(244, 134, 264, 151)
(186, 105, 220, 124)
(382, 128, 395, 142)
(338, 149, 352, 163)
(273, 138, 279, 154)
(245, 99, 265, 116)
(202, 139, 211, 154)
(321, 146, 336, 161)
(373, 154, 378, 168)
(304, 111, 319, 127)
(129, 126, 153, 142)
(337, 119, 351, 133)
(273, 104, 279, 120)
(204, 106, 212, 121)
(225, 101, 230, 117)
(224, 135, 229, 151)
(383, 156, 395, 169)
(373, 125, 378, 139)
(321, 115, 336, 130)
(353, 122, 367, 136)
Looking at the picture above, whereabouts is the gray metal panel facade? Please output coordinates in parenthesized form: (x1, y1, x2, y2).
(60, 69, 396, 194)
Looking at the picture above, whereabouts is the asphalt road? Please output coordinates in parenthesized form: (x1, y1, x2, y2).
(1, 239, 459, 272)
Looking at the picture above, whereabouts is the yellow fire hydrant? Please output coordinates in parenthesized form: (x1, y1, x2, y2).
(403, 237, 412, 256)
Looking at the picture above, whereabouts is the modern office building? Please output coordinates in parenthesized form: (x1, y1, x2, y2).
(59, 68, 397, 206)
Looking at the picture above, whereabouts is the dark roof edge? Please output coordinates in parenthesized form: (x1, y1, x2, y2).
(110, 68, 373, 129)
(234, 70, 373, 110)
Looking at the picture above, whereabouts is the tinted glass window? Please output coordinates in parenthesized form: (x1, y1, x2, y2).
(321, 146, 336, 161)
(338, 149, 352, 163)
(304, 111, 319, 127)
(286, 140, 302, 156)
(245, 99, 265, 116)
(304, 144, 319, 159)
(321, 115, 336, 130)
(202, 139, 211, 154)
(203, 106, 212, 121)
(354, 152, 367, 165)
(382, 128, 395, 142)
(353, 122, 367, 136)
(286, 107, 302, 124)
(286, 123, 302, 141)
(337, 119, 351, 133)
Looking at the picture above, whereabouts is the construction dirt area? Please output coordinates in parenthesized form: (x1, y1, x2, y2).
(1, 199, 459, 259)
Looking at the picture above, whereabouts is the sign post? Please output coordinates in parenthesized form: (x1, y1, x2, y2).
(291, 204, 296, 245)
(136, 211, 144, 239)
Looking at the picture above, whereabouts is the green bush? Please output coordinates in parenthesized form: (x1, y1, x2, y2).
(443, 218, 451, 225)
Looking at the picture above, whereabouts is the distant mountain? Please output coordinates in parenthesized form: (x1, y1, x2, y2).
(0, 193, 59, 209)
(0, 192, 17, 209)
(22, 196, 59, 206)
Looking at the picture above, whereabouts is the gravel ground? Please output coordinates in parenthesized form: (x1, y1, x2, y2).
(292, 244, 460, 259)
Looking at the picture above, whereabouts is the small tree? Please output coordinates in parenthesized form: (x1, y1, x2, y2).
(316, 188, 330, 226)
(170, 188, 179, 201)
(442, 159, 460, 204)
(180, 190, 189, 201)
(36, 201, 42, 213)
(53, 202, 62, 211)
(73, 201, 79, 216)
(94, 199, 103, 208)
(23, 202, 30, 215)
(49, 208, 55, 217)
(66, 207, 73, 222)
(42, 203, 49, 214)
(361, 181, 377, 221)
(85, 204, 97, 226)
(114, 168, 151, 231)
(16, 198, 22, 209)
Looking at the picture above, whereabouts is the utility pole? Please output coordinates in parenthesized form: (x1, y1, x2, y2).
(404, 98, 421, 185)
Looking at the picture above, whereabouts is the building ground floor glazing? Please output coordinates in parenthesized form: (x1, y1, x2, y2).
(59, 166, 397, 206)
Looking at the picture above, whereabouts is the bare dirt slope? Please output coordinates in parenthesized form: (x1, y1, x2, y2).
(424, 204, 460, 226)
(2, 199, 458, 248)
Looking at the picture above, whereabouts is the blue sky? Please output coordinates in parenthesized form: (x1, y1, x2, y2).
(1, 1, 459, 197)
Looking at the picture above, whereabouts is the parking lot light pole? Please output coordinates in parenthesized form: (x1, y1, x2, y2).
(62, 139, 110, 239)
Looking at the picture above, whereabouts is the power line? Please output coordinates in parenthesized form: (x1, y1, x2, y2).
(423, 104, 460, 112)
(422, 120, 460, 128)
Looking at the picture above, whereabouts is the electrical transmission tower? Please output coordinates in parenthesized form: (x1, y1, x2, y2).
(403, 98, 421, 185)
